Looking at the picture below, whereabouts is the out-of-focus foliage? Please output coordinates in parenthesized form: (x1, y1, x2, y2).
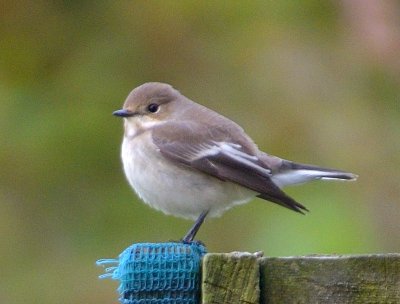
(1, 1, 399, 303)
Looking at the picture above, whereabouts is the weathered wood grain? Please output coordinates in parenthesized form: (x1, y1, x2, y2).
(202, 253, 400, 304)
(260, 254, 400, 304)
(202, 252, 261, 304)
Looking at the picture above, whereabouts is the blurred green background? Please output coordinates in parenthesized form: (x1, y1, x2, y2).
(1, 1, 400, 303)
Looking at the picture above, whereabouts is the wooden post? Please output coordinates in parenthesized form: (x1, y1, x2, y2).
(202, 252, 262, 304)
(202, 253, 400, 304)
(260, 254, 400, 304)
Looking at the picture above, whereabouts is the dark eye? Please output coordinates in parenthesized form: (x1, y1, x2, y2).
(147, 103, 159, 113)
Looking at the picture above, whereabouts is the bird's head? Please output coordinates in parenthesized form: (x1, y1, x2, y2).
(113, 82, 182, 134)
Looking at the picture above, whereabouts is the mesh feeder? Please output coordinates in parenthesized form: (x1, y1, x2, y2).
(97, 242, 207, 304)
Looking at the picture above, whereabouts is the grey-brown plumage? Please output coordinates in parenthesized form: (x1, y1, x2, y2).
(114, 82, 357, 241)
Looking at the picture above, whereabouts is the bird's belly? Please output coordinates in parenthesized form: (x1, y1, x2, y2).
(121, 134, 255, 220)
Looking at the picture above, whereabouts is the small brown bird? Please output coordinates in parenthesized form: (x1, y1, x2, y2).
(114, 82, 357, 242)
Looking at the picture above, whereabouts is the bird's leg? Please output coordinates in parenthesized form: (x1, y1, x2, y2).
(182, 210, 209, 243)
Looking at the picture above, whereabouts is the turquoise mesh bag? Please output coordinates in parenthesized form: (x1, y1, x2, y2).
(97, 242, 207, 304)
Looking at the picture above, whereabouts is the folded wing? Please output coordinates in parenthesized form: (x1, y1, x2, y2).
(152, 121, 308, 213)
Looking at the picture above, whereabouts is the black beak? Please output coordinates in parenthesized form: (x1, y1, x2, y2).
(113, 109, 135, 117)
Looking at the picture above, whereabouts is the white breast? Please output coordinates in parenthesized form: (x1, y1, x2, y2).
(121, 132, 255, 220)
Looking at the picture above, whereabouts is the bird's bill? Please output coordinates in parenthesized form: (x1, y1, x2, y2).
(113, 109, 135, 117)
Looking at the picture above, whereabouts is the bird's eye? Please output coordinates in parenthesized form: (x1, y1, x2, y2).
(147, 103, 159, 113)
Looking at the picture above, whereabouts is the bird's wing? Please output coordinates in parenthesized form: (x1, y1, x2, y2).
(152, 121, 307, 213)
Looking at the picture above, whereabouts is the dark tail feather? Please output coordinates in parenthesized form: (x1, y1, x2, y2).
(271, 160, 358, 188)
(288, 161, 358, 180)
(257, 180, 309, 214)
(256, 161, 358, 213)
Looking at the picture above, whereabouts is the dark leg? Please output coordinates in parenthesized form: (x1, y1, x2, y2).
(182, 210, 209, 243)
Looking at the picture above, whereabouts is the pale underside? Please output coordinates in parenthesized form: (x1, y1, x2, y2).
(122, 132, 256, 220)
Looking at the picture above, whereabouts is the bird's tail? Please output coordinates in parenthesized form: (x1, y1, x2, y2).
(271, 160, 358, 188)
